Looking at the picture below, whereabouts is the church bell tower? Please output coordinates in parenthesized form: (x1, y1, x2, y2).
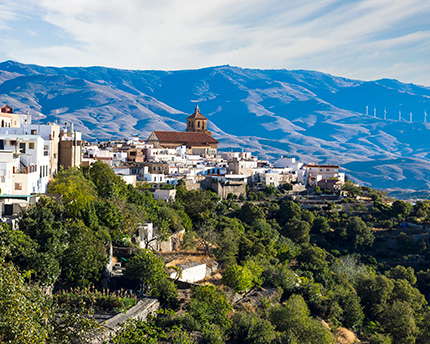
(186, 105, 211, 136)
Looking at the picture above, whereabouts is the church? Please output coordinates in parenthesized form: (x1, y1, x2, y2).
(147, 105, 218, 156)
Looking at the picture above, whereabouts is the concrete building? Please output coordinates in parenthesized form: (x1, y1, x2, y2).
(0, 105, 31, 128)
(303, 163, 345, 187)
(58, 123, 82, 170)
(203, 173, 247, 198)
(0, 135, 50, 195)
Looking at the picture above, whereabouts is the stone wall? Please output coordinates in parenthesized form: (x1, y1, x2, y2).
(93, 297, 160, 343)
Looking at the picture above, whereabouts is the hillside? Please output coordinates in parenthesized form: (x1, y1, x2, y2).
(0, 60, 429, 190)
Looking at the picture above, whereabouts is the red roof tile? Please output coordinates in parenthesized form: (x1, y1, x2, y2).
(152, 131, 218, 145)
(187, 105, 207, 120)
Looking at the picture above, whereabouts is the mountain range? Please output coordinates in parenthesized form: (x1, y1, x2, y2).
(0, 60, 429, 192)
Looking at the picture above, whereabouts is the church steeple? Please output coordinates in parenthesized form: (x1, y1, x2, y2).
(186, 105, 211, 135)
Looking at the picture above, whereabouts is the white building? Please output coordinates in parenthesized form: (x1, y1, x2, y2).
(0, 121, 61, 178)
(303, 163, 345, 187)
(0, 105, 31, 128)
(0, 135, 50, 195)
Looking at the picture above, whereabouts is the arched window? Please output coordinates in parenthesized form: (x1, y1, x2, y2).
(1, 120, 3, 127)
(197, 121, 200, 128)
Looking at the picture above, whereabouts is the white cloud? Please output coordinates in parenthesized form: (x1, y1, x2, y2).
(0, 0, 429, 84)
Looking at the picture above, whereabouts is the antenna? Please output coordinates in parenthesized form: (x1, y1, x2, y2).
(384, 108, 387, 120)
(366, 106, 368, 116)
(374, 108, 376, 118)
(410, 111, 413, 123)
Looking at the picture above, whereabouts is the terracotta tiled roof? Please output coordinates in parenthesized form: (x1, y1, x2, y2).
(1, 105, 13, 113)
(303, 164, 340, 168)
(187, 105, 207, 120)
(152, 131, 218, 145)
(318, 179, 342, 184)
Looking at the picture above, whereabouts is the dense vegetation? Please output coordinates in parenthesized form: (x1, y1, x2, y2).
(2, 161, 430, 343)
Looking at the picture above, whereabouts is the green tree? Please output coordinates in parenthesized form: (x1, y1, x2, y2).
(263, 263, 297, 293)
(386, 265, 417, 285)
(331, 285, 364, 329)
(301, 210, 315, 226)
(215, 227, 240, 267)
(187, 285, 232, 331)
(391, 200, 412, 219)
(48, 167, 97, 218)
(269, 294, 333, 344)
(231, 312, 276, 344)
(107, 318, 162, 344)
(238, 202, 265, 226)
(342, 180, 363, 197)
(355, 274, 394, 318)
(413, 201, 430, 219)
(312, 216, 330, 234)
(222, 264, 254, 293)
(397, 232, 413, 252)
(124, 249, 178, 308)
(178, 189, 219, 225)
(0, 260, 51, 343)
(379, 301, 417, 344)
(61, 220, 108, 286)
(84, 160, 127, 199)
(283, 218, 310, 244)
(278, 201, 302, 226)
(346, 216, 374, 249)
(370, 333, 392, 344)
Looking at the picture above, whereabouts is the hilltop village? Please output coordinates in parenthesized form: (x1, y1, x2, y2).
(2, 103, 430, 344)
(0, 104, 345, 210)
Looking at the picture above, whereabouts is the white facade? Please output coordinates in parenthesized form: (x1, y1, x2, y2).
(303, 164, 345, 187)
(0, 135, 50, 195)
(0, 122, 61, 177)
(274, 157, 303, 171)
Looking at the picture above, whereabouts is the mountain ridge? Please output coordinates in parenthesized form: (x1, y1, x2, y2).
(0, 60, 429, 191)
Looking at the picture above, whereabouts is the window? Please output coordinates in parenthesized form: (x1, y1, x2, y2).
(31, 129, 37, 135)
(29, 142, 35, 149)
(15, 183, 22, 190)
(19, 142, 26, 153)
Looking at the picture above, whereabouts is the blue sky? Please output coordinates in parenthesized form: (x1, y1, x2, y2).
(0, 0, 429, 85)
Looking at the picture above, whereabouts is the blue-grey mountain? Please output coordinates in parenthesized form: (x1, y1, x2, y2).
(0, 60, 429, 191)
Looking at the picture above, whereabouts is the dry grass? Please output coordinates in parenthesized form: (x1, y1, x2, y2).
(162, 249, 214, 268)
(335, 327, 359, 344)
